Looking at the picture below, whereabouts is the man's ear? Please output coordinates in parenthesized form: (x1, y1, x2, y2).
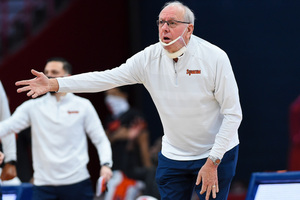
(187, 24, 194, 37)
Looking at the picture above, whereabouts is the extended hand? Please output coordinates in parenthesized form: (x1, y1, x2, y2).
(15, 69, 55, 98)
(196, 159, 219, 200)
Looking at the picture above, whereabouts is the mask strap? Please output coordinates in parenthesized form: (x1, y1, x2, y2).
(161, 26, 189, 59)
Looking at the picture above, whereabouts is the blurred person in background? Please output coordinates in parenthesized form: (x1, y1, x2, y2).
(0, 81, 21, 185)
(0, 58, 113, 200)
(104, 86, 160, 199)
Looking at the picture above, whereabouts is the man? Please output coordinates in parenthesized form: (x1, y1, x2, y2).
(1, 58, 113, 200)
(0, 81, 20, 184)
(16, 2, 242, 200)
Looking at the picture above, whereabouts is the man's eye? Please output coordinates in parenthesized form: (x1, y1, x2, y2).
(169, 21, 176, 25)
(159, 20, 165, 25)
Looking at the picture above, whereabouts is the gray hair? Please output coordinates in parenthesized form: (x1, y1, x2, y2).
(159, 1, 195, 25)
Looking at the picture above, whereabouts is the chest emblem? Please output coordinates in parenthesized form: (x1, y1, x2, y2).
(186, 69, 201, 76)
(67, 110, 79, 114)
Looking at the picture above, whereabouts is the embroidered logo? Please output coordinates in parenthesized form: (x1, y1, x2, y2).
(68, 111, 79, 114)
(186, 69, 201, 76)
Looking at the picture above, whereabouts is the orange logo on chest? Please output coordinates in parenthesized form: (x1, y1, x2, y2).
(186, 69, 201, 76)
(67, 111, 79, 114)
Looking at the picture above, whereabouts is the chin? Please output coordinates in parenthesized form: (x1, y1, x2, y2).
(163, 45, 174, 52)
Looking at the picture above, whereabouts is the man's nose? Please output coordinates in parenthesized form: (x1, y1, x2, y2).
(161, 23, 170, 31)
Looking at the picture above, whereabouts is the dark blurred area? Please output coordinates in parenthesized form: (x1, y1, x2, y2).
(0, 0, 300, 199)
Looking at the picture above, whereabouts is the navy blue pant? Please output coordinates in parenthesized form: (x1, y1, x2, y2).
(32, 178, 94, 200)
(155, 145, 239, 200)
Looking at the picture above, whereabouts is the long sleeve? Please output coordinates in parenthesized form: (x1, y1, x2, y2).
(56, 50, 146, 94)
(84, 100, 113, 167)
(0, 81, 17, 162)
(0, 100, 31, 138)
(210, 52, 242, 159)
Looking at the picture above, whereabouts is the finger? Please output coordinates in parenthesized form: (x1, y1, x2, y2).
(216, 183, 219, 193)
(27, 90, 34, 97)
(212, 185, 217, 198)
(15, 80, 31, 86)
(205, 186, 212, 200)
(31, 69, 42, 77)
(17, 86, 32, 93)
(32, 92, 39, 99)
(200, 183, 207, 195)
(196, 174, 202, 185)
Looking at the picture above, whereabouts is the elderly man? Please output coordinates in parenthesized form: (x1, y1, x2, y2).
(16, 2, 242, 200)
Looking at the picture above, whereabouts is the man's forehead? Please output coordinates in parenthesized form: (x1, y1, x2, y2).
(44, 61, 64, 71)
(160, 5, 184, 19)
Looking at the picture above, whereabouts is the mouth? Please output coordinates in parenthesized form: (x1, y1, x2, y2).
(162, 36, 171, 43)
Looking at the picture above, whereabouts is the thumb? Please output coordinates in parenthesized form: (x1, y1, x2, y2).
(31, 69, 42, 77)
(196, 174, 202, 185)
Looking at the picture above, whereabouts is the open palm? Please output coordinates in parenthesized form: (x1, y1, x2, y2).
(16, 69, 51, 98)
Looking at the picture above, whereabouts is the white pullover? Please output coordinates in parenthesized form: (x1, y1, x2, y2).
(0, 81, 17, 163)
(0, 93, 112, 185)
(57, 35, 242, 161)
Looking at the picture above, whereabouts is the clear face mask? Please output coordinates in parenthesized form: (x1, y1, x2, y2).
(159, 26, 188, 58)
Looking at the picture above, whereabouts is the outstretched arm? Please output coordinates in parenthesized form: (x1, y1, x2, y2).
(15, 69, 59, 98)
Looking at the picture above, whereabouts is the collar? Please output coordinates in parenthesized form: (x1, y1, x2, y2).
(161, 34, 194, 59)
(46, 92, 73, 103)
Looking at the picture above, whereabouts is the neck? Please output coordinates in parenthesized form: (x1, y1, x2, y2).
(54, 92, 67, 101)
(164, 45, 187, 59)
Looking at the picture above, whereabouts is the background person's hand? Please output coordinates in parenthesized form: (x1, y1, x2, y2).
(16, 69, 52, 98)
(128, 117, 147, 140)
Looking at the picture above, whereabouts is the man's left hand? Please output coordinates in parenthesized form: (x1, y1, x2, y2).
(196, 159, 219, 200)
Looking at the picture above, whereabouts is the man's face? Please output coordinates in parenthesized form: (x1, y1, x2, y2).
(44, 61, 68, 78)
(158, 5, 193, 53)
